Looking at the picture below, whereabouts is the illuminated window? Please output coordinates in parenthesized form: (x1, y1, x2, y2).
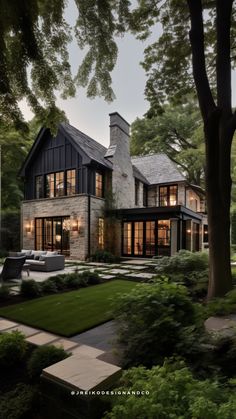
(35, 176, 43, 199)
(135, 180, 139, 205)
(134, 222, 143, 255)
(66, 169, 76, 195)
(158, 220, 170, 246)
(98, 218, 104, 249)
(46, 173, 55, 198)
(46, 172, 64, 198)
(96, 172, 104, 197)
(123, 222, 132, 255)
(55, 172, 64, 197)
(159, 185, 177, 206)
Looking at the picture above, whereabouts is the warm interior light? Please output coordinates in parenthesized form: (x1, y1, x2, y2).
(187, 229, 191, 233)
(25, 222, 31, 233)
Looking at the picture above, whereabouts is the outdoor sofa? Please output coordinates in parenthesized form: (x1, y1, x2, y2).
(9, 250, 65, 272)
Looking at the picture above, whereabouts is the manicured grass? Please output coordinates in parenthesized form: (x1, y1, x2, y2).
(0, 280, 136, 337)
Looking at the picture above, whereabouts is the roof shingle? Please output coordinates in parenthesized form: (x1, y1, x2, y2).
(131, 153, 186, 185)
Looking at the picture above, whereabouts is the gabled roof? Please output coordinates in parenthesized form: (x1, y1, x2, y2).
(60, 123, 112, 169)
(131, 153, 185, 185)
(20, 122, 112, 176)
(133, 165, 149, 184)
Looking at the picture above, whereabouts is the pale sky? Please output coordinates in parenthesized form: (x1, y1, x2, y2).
(20, 0, 236, 148)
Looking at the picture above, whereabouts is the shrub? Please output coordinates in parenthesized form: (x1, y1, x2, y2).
(20, 280, 42, 298)
(47, 274, 68, 290)
(80, 270, 101, 285)
(27, 345, 69, 379)
(104, 360, 236, 419)
(0, 285, 10, 300)
(207, 289, 236, 316)
(41, 279, 58, 294)
(0, 331, 27, 368)
(91, 249, 119, 263)
(112, 282, 205, 367)
(64, 272, 89, 289)
(155, 250, 208, 275)
(0, 383, 36, 419)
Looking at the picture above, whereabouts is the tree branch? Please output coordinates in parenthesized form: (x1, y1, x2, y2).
(187, 0, 216, 122)
(216, 0, 233, 113)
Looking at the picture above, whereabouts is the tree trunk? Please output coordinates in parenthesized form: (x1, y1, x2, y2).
(205, 114, 233, 299)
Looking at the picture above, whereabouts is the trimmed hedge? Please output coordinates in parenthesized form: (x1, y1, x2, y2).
(0, 331, 27, 368)
(27, 345, 69, 379)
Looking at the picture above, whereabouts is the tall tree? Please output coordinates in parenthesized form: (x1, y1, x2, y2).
(75, 1, 236, 298)
(131, 101, 205, 186)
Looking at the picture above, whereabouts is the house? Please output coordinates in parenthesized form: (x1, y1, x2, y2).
(20, 112, 208, 260)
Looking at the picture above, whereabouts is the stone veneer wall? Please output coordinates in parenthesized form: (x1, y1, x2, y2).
(109, 114, 135, 209)
(22, 194, 105, 260)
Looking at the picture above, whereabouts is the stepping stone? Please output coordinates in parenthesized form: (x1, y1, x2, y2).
(101, 275, 115, 280)
(126, 272, 156, 279)
(9, 325, 39, 337)
(71, 344, 104, 358)
(121, 260, 151, 265)
(26, 332, 59, 346)
(205, 316, 236, 332)
(53, 339, 79, 351)
(0, 319, 18, 331)
(120, 265, 148, 270)
(86, 262, 109, 266)
(108, 269, 130, 275)
(42, 355, 121, 391)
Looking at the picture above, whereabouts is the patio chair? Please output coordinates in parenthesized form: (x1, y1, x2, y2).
(0, 256, 26, 283)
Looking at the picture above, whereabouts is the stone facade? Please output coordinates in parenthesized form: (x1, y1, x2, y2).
(22, 194, 105, 260)
(108, 113, 135, 209)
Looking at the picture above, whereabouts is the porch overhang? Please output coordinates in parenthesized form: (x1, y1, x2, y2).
(108, 205, 203, 222)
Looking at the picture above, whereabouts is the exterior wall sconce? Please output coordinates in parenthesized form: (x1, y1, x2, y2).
(71, 218, 80, 233)
(25, 221, 32, 233)
(186, 229, 191, 234)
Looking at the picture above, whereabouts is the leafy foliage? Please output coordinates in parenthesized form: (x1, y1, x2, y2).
(20, 280, 42, 298)
(104, 360, 236, 419)
(112, 282, 204, 367)
(207, 289, 236, 316)
(131, 101, 205, 185)
(0, 331, 27, 368)
(154, 250, 209, 274)
(27, 345, 69, 379)
(91, 249, 119, 263)
(0, 285, 10, 301)
(0, 383, 36, 419)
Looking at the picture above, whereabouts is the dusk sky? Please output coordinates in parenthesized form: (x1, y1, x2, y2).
(20, 0, 236, 147)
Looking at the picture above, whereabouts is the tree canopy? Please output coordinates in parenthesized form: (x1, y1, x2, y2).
(131, 101, 205, 185)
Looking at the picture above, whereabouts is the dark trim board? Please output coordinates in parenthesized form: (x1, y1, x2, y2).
(111, 205, 203, 221)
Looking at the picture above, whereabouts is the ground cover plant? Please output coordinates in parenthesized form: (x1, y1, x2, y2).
(104, 360, 236, 419)
(0, 280, 137, 336)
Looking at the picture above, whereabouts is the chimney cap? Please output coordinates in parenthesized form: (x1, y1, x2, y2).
(109, 112, 130, 127)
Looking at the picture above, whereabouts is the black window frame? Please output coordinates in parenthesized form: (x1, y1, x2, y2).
(35, 175, 44, 199)
(159, 184, 178, 207)
(95, 171, 104, 198)
(135, 179, 139, 205)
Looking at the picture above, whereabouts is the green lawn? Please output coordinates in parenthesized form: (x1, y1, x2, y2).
(0, 280, 136, 337)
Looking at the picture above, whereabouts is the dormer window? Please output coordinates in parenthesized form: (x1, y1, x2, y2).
(96, 172, 104, 198)
(159, 185, 178, 206)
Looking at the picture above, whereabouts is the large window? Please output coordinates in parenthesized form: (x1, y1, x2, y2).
(134, 222, 143, 255)
(35, 216, 70, 255)
(96, 172, 104, 197)
(135, 180, 139, 205)
(123, 222, 132, 255)
(98, 218, 105, 249)
(66, 169, 76, 195)
(46, 172, 64, 198)
(146, 221, 155, 256)
(159, 185, 178, 206)
(35, 176, 43, 199)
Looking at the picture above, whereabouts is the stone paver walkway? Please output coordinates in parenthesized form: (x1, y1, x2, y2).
(0, 317, 121, 392)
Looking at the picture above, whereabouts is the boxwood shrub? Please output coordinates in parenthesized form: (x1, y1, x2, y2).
(20, 280, 42, 298)
(27, 345, 69, 379)
(0, 331, 27, 368)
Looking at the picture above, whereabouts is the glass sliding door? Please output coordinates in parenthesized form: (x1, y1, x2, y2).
(35, 216, 70, 255)
(134, 222, 144, 255)
(158, 220, 171, 256)
(123, 222, 132, 255)
(146, 221, 156, 256)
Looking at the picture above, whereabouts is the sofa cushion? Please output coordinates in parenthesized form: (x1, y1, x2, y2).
(31, 250, 47, 259)
(39, 255, 46, 261)
(27, 260, 45, 266)
(46, 251, 58, 256)
(21, 249, 32, 256)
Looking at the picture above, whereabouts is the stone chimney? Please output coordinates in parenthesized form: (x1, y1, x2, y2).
(105, 112, 135, 208)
